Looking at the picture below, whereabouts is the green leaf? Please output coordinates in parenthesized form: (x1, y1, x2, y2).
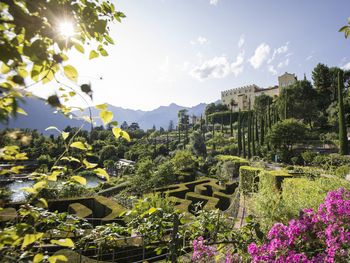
(50, 238, 75, 248)
(38, 198, 48, 208)
(109, 121, 118, 127)
(33, 180, 47, 190)
(74, 43, 85, 53)
(339, 25, 349, 32)
(70, 142, 87, 151)
(83, 159, 98, 169)
(99, 110, 113, 125)
(71, 175, 86, 185)
(47, 171, 59, 181)
(10, 165, 24, 174)
(112, 128, 131, 142)
(105, 35, 115, 45)
(1, 63, 10, 74)
(112, 127, 122, 139)
(61, 131, 69, 141)
(95, 103, 107, 110)
(21, 187, 37, 194)
(33, 253, 44, 263)
(94, 168, 110, 181)
(48, 255, 68, 263)
(63, 65, 78, 82)
(21, 233, 43, 249)
(148, 207, 157, 214)
(89, 50, 99, 60)
(16, 108, 27, 115)
(99, 48, 108, 56)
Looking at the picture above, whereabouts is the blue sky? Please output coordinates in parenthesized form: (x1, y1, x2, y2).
(32, 0, 350, 110)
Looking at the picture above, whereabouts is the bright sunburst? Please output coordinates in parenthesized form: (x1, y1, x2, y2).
(58, 21, 75, 38)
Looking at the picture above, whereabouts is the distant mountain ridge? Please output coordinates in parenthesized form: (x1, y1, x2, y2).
(0, 96, 213, 133)
(75, 102, 209, 130)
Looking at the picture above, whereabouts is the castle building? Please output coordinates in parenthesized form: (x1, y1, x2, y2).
(221, 72, 297, 111)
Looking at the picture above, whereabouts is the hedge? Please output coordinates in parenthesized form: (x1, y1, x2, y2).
(266, 170, 293, 190)
(68, 203, 93, 219)
(185, 192, 219, 211)
(216, 155, 249, 178)
(239, 166, 262, 195)
(281, 177, 350, 218)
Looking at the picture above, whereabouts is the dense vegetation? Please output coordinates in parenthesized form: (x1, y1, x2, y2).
(1, 1, 350, 262)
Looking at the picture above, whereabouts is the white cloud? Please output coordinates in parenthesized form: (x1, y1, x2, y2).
(231, 51, 245, 77)
(190, 36, 209, 45)
(190, 50, 245, 81)
(238, 35, 245, 48)
(268, 65, 277, 75)
(306, 55, 313, 61)
(277, 58, 289, 68)
(190, 56, 231, 81)
(268, 42, 289, 64)
(209, 0, 219, 5)
(342, 62, 350, 70)
(249, 43, 270, 69)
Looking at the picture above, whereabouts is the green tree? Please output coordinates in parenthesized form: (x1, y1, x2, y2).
(172, 150, 196, 172)
(277, 80, 318, 128)
(267, 119, 307, 151)
(337, 71, 349, 155)
(190, 131, 207, 157)
(312, 63, 333, 112)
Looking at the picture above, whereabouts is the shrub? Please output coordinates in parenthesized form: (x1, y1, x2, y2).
(216, 155, 249, 178)
(282, 177, 350, 219)
(301, 150, 317, 165)
(335, 165, 350, 178)
(239, 166, 262, 195)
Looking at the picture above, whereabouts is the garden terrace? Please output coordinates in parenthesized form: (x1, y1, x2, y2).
(5, 196, 127, 226)
(155, 178, 239, 214)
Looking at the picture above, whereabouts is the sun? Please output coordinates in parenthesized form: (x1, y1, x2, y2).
(58, 21, 75, 38)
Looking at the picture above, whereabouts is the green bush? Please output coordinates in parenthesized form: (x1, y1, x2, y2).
(282, 177, 350, 219)
(216, 155, 249, 178)
(239, 166, 262, 195)
(251, 175, 350, 231)
(301, 150, 317, 165)
(335, 165, 350, 178)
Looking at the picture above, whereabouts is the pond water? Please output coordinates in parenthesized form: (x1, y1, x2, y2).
(7, 175, 104, 202)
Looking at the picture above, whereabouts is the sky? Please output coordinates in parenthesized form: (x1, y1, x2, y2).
(31, 0, 350, 111)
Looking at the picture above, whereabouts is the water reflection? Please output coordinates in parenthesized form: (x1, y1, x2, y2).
(7, 175, 103, 202)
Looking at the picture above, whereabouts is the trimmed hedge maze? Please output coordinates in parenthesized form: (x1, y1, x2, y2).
(48, 196, 127, 225)
(155, 178, 239, 214)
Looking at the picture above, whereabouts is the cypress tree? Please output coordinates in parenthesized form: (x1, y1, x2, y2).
(252, 112, 256, 156)
(230, 109, 233, 137)
(242, 116, 246, 158)
(267, 103, 271, 129)
(255, 112, 259, 144)
(338, 71, 349, 155)
(247, 112, 251, 158)
(238, 110, 242, 156)
(260, 114, 264, 145)
(221, 115, 224, 133)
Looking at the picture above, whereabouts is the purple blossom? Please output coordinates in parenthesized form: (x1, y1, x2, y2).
(248, 188, 350, 263)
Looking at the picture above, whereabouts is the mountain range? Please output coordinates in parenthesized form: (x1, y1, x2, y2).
(0, 96, 211, 133)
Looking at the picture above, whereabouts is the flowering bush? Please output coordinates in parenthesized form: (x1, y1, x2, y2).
(192, 236, 216, 262)
(248, 188, 350, 263)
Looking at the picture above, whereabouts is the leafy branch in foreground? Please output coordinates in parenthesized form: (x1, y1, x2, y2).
(0, 0, 125, 121)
